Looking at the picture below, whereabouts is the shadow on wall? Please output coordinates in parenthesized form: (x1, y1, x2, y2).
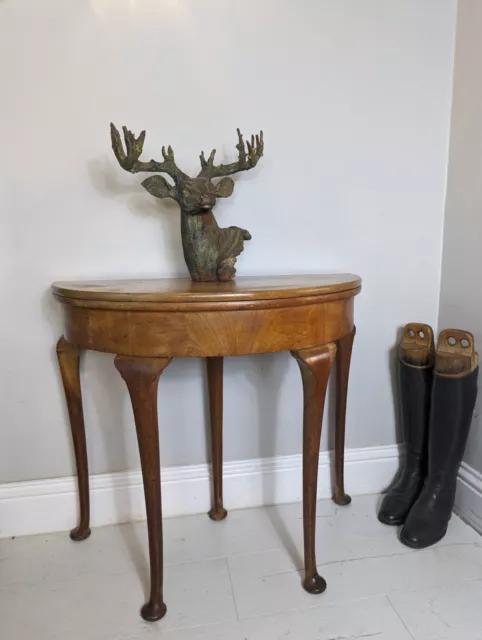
(87, 156, 183, 273)
(85, 350, 152, 572)
(384, 325, 406, 494)
(41, 287, 130, 487)
(389, 325, 405, 447)
(41, 287, 79, 470)
(246, 351, 302, 569)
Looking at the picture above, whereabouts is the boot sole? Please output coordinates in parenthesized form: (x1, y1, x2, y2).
(399, 527, 447, 549)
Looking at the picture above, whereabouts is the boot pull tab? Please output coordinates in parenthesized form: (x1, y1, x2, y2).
(400, 323, 434, 367)
(436, 329, 478, 376)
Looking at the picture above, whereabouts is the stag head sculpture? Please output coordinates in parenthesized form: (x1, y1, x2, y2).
(110, 124, 264, 282)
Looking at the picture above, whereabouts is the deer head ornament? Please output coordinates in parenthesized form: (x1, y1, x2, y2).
(110, 124, 264, 281)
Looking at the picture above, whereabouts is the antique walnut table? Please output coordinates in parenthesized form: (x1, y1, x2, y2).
(52, 274, 361, 621)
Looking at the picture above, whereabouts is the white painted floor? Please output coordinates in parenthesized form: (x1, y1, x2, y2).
(1, 494, 482, 639)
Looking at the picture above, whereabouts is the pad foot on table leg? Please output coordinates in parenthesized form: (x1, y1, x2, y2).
(303, 572, 327, 595)
(141, 600, 167, 622)
(208, 507, 228, 521)
(333, 492, 352, 506)
(70, 525, 91, 542)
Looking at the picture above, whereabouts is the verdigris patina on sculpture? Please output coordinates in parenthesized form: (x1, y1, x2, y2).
(110, 123, 264, 281)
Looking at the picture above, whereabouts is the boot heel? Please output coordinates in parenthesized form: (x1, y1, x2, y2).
(378, 324, 434, 526)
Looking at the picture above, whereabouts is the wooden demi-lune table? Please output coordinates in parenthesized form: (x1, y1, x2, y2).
(52, 274, 361, 622)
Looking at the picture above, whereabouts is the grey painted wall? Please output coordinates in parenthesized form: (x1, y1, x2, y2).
(439, 0, 482, 474)
(0, 0, 456, 483)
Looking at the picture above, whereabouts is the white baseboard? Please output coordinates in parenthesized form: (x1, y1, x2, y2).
(0, 445, 400, 539)
(455, 462, 482, 535)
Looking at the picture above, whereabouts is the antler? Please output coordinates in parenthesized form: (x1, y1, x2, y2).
(198, 128, 264, 178)
(110, 123, 185, 182)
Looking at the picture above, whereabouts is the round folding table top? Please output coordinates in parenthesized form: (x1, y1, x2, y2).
(52, 273, 362, 304)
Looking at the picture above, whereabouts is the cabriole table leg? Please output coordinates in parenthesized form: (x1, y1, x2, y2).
(206, 357, 227, 521)
(333, 327, 356, 506)
(115, 355, 172, 622)
(56, 336, 91, 542)
(291, 343, 337, 594)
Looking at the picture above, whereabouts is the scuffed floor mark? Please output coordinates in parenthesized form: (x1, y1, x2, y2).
(326, 633, 383, 640)
(428, 597, 451, 629)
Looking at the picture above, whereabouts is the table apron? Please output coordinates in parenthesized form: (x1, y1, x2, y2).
(62, 297, 355, 357)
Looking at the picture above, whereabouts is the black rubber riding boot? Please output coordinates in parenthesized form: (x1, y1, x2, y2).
(401, 329, 478, 549)
(378, 324, 434, 526)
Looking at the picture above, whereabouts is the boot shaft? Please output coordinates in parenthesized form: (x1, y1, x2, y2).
(398, 323, 434, 465)
(428, 330, 478, 480)
(398, 362, 432, 463)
